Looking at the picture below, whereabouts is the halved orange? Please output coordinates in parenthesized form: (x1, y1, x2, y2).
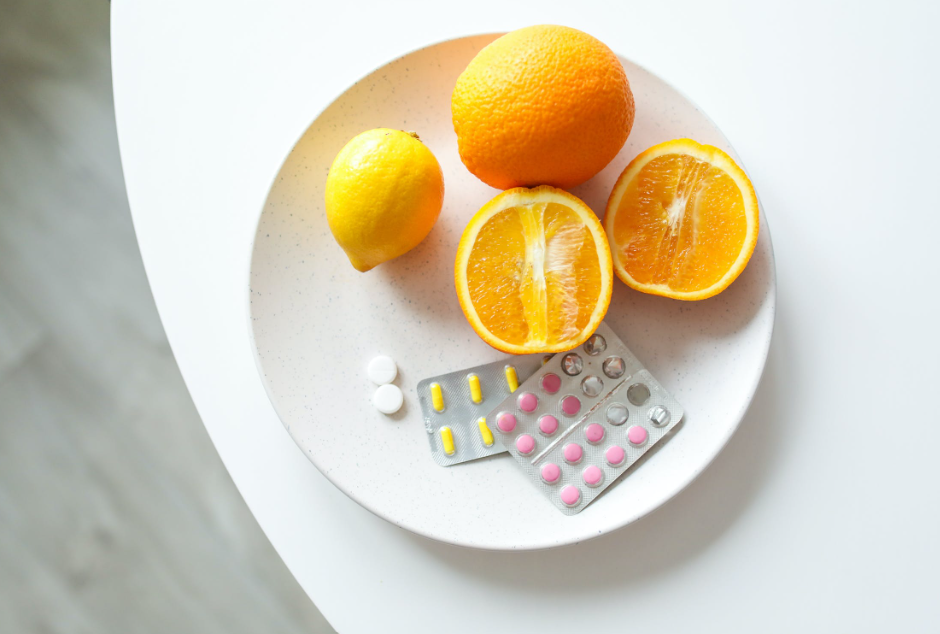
(604, 139, 759, 300)
(455, 186, 613, 354)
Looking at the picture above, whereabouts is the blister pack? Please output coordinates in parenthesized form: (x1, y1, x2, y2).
(486, 322, 685, 515)
(417, 354, 548, 466)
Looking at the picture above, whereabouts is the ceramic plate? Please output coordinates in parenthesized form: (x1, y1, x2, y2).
(248, 34, 775, 550)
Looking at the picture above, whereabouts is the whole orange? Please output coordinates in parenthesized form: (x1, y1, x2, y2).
(452, 25, 634, 190)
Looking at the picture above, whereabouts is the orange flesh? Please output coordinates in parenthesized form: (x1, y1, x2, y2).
(612, 154, 748, 292)
(466, 202, 603, 347)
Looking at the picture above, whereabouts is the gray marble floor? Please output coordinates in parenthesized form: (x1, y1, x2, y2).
(0, 1, 334, 631)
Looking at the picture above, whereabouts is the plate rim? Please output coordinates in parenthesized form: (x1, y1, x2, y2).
(245, 32, 777, 551)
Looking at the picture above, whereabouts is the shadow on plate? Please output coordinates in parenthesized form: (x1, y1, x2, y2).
(402, 296, 791, 593)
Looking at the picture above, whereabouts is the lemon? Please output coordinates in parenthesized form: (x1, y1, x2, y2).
(325, 129, 444, 272)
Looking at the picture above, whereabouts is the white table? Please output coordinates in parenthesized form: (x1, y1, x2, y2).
(112, 2, 940, 631)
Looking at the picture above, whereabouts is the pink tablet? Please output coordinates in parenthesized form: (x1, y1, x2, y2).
(538, 414, 559, 436)
(563, 442, 583, 464)
(585, 423, 605, 444)
(540, 373, 562, 394)
(582, 465, 604, 487)
(605, 445, 626, 466)
(627, 425, 648, 446)
(561, 395, 581, 416)
(560, 485, 581, 507)
(515, 434, 536, 455)
(540, 462, 561, 484)
(496, 412, 517, 433)
(517, 392, 538, 413)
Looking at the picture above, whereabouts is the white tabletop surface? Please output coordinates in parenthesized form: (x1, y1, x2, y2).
(112, 2, 940, 631)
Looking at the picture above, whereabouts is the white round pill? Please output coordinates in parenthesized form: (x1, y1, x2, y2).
(373, 384, 403, 415)
(367, 355, 397, 385)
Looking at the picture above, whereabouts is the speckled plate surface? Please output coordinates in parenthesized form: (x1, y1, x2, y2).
(248, 34, 776, 550)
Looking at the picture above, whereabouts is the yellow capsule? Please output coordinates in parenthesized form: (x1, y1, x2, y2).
(477, 417, 494, 447)
(430, 382, 444, 412)
(504, 365, 519, 393)
(468, 373, 483, 404)
(440, 426, 455, 456)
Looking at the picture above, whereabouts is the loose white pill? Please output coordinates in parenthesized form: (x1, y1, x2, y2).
(373, 384, 403, 415)
(367, 355, 397, 385)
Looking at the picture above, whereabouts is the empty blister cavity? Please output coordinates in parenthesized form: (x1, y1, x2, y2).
(516, 434, 536, 456)
(602, 356, 626, 379)
(562, 353, 583, 376)
(627, 382, 651, 406)
(606, 403, 629, 426)
(581, 375, 603, 397)
(627, 425, 648, 446)
(649, 405, 671, 427)
(538, 414, 559, 436)
(585, 423, 605, 444)
(583, 334, 606, 356)
(541, 373, 561, 394)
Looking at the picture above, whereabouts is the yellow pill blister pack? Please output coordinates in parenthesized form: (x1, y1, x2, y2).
(418, 355, 548, 466)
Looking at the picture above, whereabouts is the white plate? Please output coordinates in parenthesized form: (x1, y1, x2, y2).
(248, 34, 776, 550)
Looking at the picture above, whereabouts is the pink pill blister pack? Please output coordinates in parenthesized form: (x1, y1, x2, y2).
(417, 355, 547, 467)
(487, 322, 685, 515)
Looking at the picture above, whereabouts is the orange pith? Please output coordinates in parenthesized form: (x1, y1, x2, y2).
(456, 186, 612, 354)
(604, 139, 759, 301)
